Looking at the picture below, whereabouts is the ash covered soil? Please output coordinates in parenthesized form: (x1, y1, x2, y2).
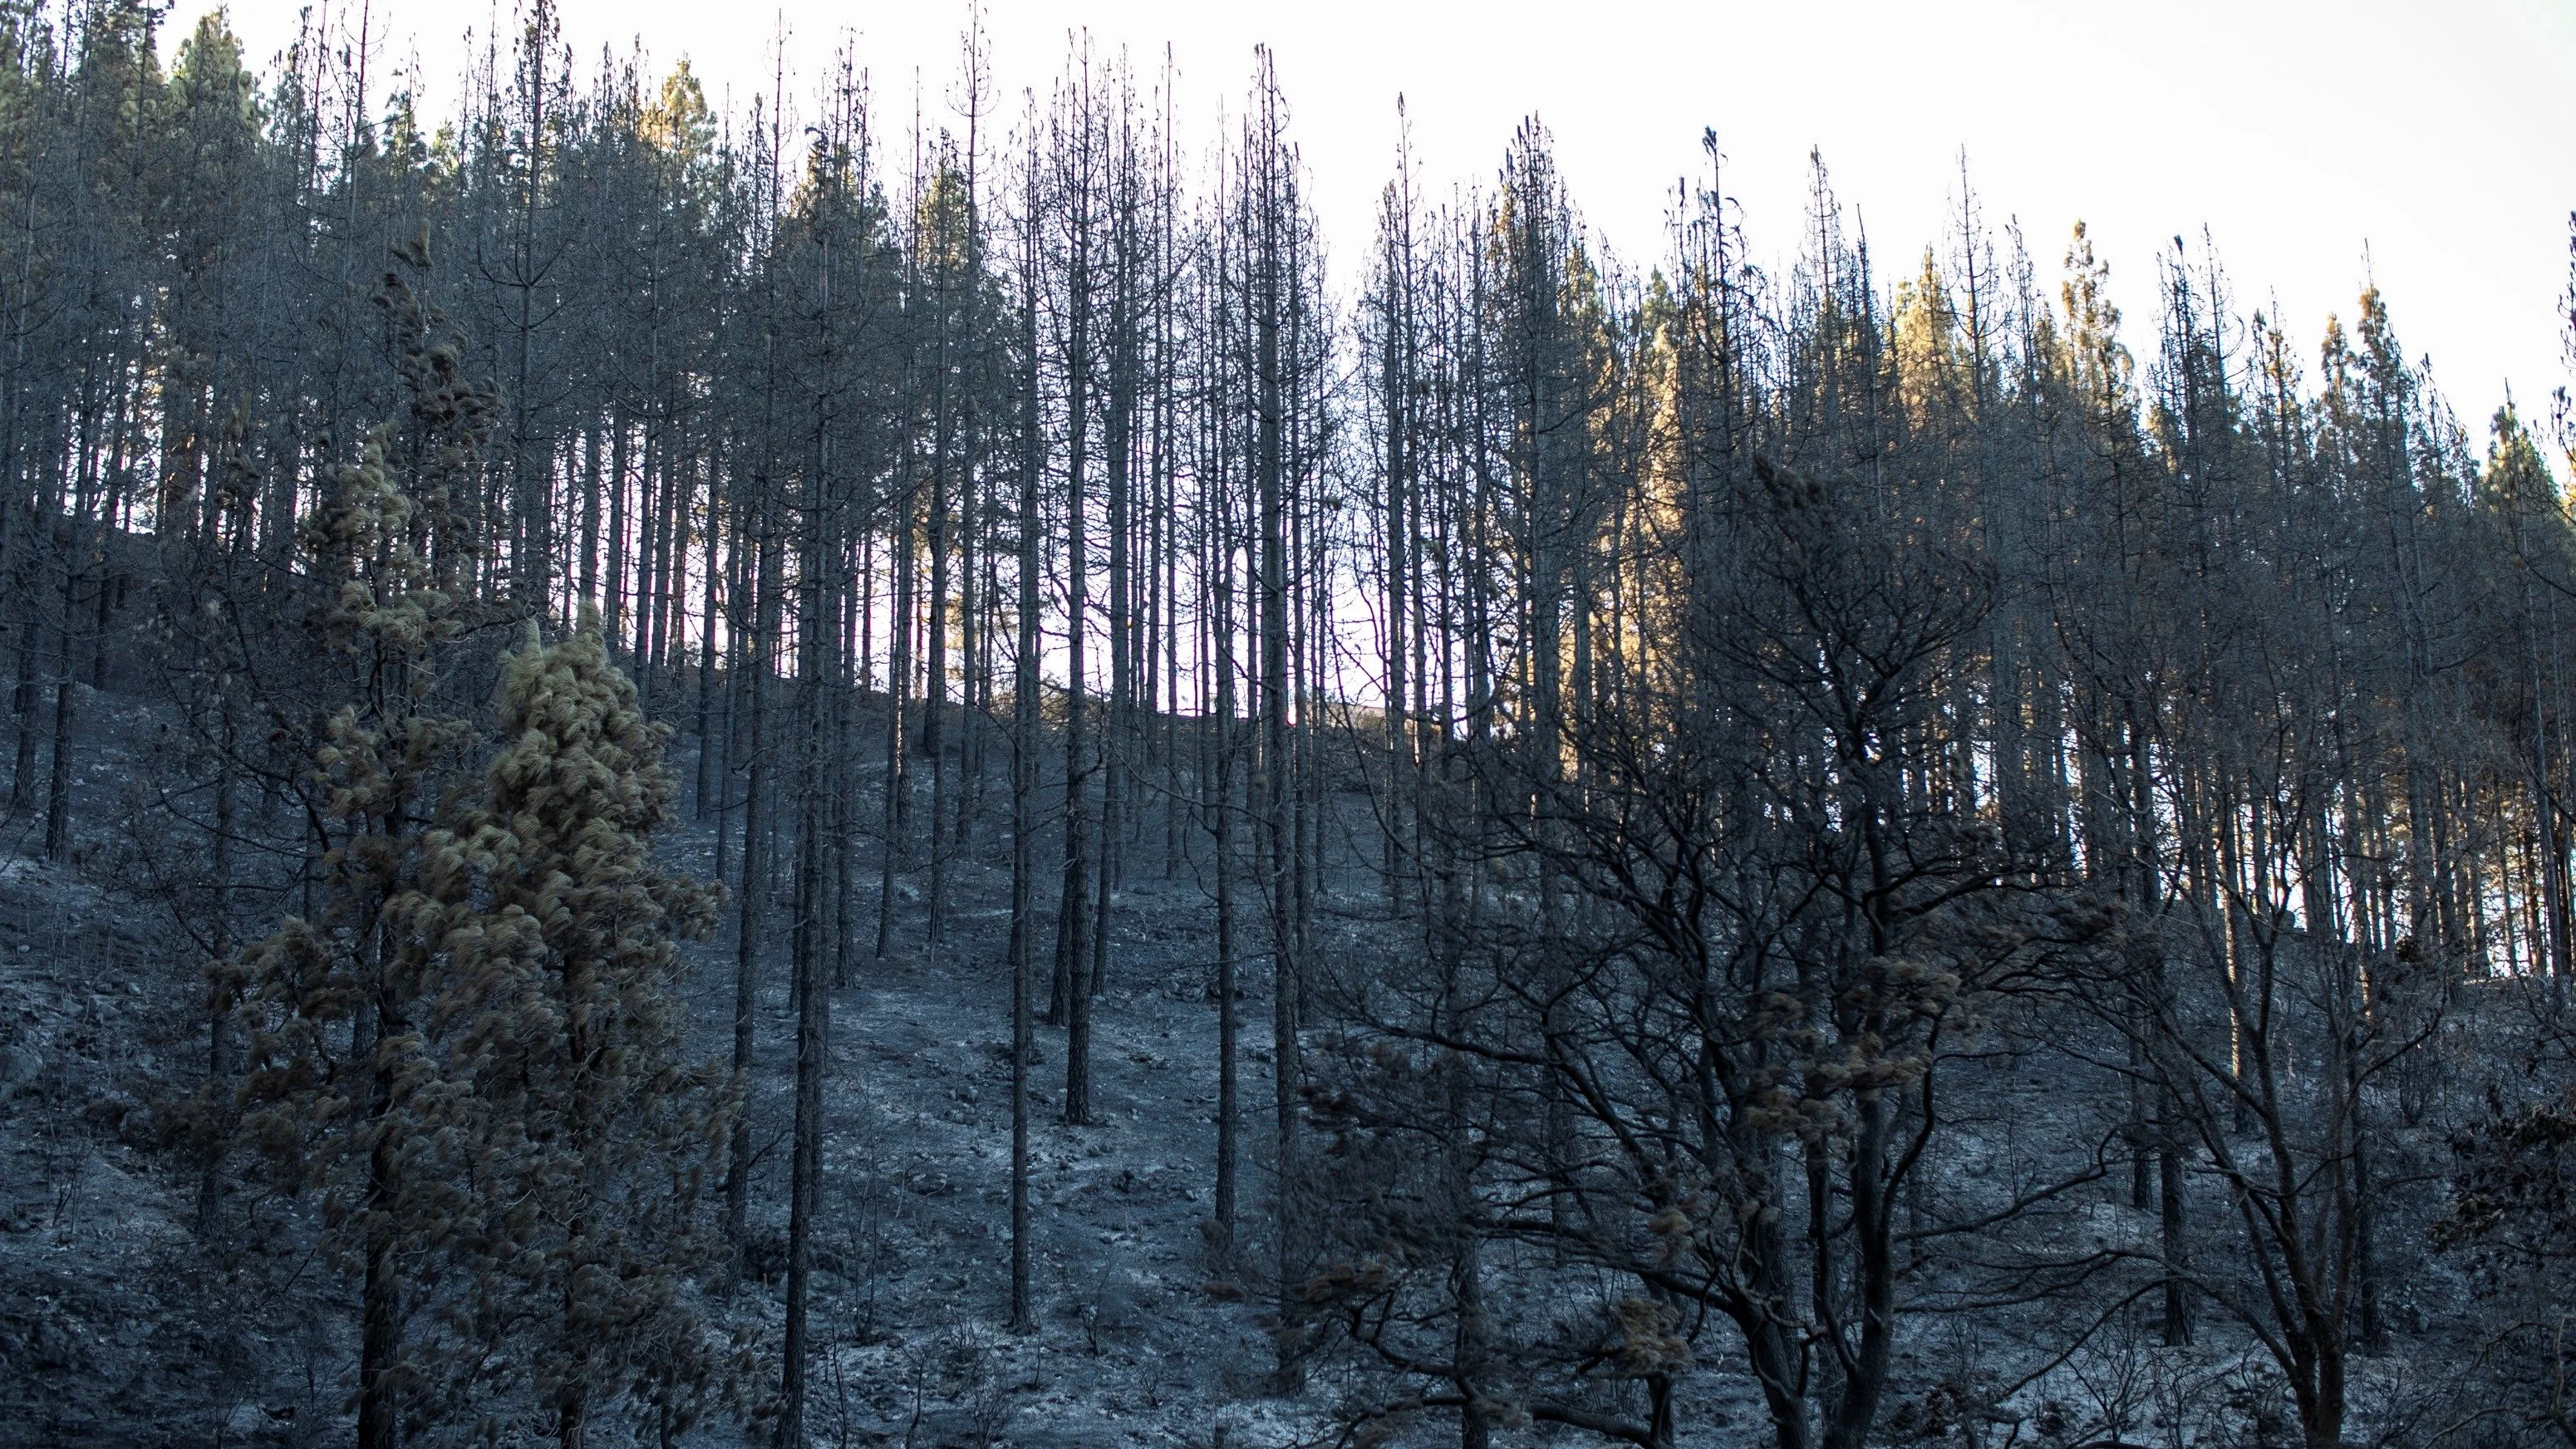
(698, 847, 1313, 1449)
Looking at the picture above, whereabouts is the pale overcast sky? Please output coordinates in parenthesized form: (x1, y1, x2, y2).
(173, 0, 2576, 448)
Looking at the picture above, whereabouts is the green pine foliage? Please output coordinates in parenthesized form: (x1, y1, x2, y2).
(415, 614, 733, 1442)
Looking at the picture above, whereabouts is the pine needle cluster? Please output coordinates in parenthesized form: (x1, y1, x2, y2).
(417, 616, 732, 1442)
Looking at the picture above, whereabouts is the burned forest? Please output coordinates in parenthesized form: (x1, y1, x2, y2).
(4, 4, 2576, 1449)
